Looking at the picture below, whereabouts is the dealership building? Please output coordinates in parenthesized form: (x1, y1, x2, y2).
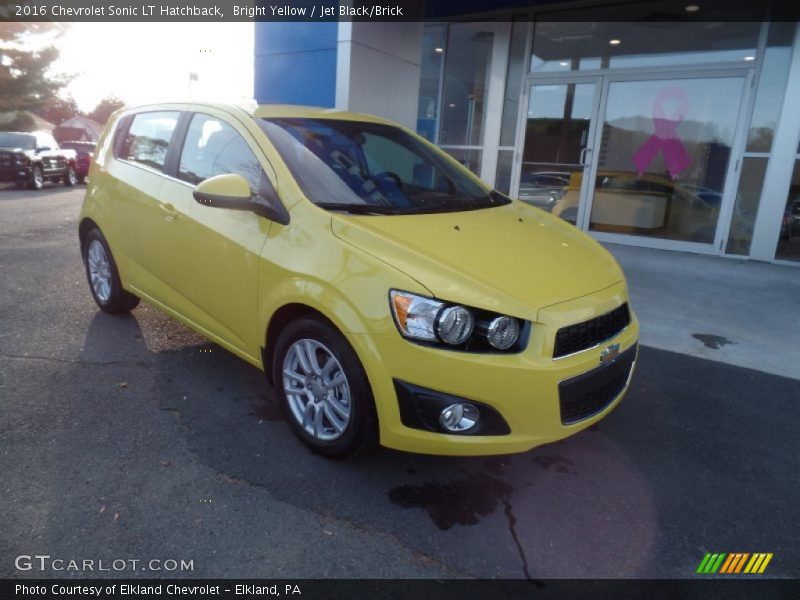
(254, 2, 800, 264)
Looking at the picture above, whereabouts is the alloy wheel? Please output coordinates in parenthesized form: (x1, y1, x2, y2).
(282, 339, 352, 441)
(87, 240, 112, 303)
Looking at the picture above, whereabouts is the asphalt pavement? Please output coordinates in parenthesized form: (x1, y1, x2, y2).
(1, 185, 798, 579)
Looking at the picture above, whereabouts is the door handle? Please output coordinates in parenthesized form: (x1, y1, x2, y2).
(579, 147, 592, 167)
(158, 203, 178, 222)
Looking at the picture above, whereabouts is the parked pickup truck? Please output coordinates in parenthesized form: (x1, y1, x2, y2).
(0, 131, 78, 190)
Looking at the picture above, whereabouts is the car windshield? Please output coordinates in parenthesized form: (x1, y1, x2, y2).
(258, 117, 509, 214)
(0, 133, 35, 149)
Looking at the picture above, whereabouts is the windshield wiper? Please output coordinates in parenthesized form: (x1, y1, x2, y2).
(315, 202, 404, 215)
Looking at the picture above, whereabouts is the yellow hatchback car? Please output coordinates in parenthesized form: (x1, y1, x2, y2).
(79, 102, 638, 458)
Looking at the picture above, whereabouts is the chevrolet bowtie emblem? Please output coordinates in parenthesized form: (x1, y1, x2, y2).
(599, 343, 621, 364)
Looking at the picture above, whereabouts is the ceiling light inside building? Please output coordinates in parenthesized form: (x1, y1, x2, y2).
(434, 47, 444, 53)
(609, 39, 621, 46)
(685, 4, 700, 11)
(559, 61, 569, 66)
(743, 55, 755, 61)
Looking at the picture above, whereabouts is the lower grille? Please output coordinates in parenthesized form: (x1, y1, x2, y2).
(558, 344, 636, 425)
(554, 303, 631, 358)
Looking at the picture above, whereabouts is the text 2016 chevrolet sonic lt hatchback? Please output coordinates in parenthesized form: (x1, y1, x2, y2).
(79, 102, 638, 457)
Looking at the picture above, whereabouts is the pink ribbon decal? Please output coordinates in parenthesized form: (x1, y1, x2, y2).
(631, 86, 692, 179)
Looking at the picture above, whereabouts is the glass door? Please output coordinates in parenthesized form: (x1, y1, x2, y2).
(584, 73, 749, 249)
(512, 78, 601, 224)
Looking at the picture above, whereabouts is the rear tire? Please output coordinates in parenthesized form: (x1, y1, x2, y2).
(64, 165, 77, 186)
(82, 228, 140, 313)
(273, 316, 378, 458)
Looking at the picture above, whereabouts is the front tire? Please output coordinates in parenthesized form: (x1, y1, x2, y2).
(82, 228, 140, 313)
(64, 165, 77, 186)
(27, 165, 44, 190)
(273, 316, 378, 458)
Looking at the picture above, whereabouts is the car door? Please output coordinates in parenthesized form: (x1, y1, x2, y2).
(105, 109, 189, 307)
(157, 109, 276, 360)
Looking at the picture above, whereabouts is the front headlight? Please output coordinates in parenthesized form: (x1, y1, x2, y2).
(389, 290, 526, 352)
(389, 290, 442, 341)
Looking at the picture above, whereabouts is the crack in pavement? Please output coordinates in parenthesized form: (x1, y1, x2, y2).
(500, 497, 542, 586)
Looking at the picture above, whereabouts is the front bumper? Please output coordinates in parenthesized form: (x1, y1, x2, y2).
(356, 281, 639, 456)
(0, 166, 32, 183)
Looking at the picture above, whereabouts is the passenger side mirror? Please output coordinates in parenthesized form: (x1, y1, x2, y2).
(193, 173, 289, 225)
(36, 146, 51, 153)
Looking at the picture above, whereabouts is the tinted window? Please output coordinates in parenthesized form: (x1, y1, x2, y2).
(258, 117, 507, 214)
(178, 114, 264, 192)
(120, 111, 179, 172)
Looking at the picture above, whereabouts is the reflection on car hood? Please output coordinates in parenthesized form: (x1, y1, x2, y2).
(331, 201, 623, 320)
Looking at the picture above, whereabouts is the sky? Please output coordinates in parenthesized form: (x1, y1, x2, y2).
(51, 23, 254, 112)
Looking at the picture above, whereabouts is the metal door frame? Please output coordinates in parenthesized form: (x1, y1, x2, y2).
(512, 67, 755, 255)
(509, 73, 604, 227)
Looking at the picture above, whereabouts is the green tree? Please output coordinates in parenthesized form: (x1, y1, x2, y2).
(89, 96, 126, 125)
(40, 94, 81, 125)
(0, 23, 69, 113)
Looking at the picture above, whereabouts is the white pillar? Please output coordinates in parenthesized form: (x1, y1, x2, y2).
(479, 21, 512, 186)
(750, 24, 800, 260)
(336, 22, 424, 130)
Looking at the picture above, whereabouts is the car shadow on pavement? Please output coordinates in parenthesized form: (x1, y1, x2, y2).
(70, 308, 800, 578)
(76, 308, 658, 579)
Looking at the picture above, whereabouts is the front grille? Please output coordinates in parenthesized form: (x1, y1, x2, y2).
(553, 303, 630, 358)
(558, 344, 636, 425)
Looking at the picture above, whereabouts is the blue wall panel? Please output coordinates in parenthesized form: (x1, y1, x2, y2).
(254, 22, 338, 107)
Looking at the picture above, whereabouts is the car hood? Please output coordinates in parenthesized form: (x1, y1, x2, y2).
(331, 201, 623, 321)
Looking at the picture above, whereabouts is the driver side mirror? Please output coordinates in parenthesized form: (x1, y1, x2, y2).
(36, 146, 51, 153)
(193, 173, 289, 225)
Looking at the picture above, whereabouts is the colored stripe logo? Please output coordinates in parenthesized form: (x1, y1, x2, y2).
(697, 553, 773, 574)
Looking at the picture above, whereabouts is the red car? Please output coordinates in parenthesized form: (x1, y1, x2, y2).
(59, 141, 95, 183)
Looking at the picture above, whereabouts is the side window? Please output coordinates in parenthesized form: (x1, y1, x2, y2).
(119, 111, 179, 172)
(178, 114, 264, 192)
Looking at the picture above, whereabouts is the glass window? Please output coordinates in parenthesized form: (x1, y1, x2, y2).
(417, 24, 445, 142)
(499, 19, 527, 147)
(588, 77, 745, 244)
(531, 21, 760, 73)
(259, 118, 504, 214)
(439, 22, 494, 146)
(495, 150, 514, 194)
(517, 82, 593, 215)
(179, 114, 264, 192)
(120, 111, 179, 172)
(0, 132, 35, 149)
(746, 23, 794, 153)
(775, 160, 800, 262)
(726, 158, 768, 255)
(444, 148, 482, 176)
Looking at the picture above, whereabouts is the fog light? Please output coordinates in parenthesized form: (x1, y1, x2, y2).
(439, 403, 479, 432)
